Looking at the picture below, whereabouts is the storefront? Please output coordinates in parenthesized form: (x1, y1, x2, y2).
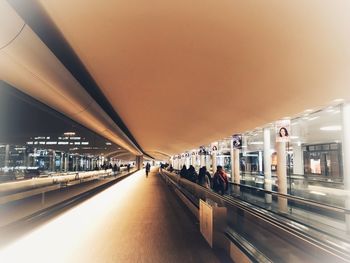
(303, 143, 342, 180)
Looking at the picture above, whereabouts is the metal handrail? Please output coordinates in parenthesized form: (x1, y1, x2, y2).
(160, 169, 350, 262)
(230, 181, 350, 214)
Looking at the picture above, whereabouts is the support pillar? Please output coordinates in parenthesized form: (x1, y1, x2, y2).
(205, 155, 210, 171)
(212, 151, 217, 174)
(4, 144, 10, 167)
(23, 150, 28, 168)
(75, 156, 78, 171)
(60, 153, 63, 172)
(64, 154, 68, 172)
(185, 156, 190, 168)
(342, 103, 350, 231)
(277, 141, 288, 213)
(48, 154, 53, 171)
(52, 151, 56, 172)
(200, 154, 205, 168)
(136, 156, 143, 170)
(258, 151, 263, 173)
(233, 149, 240, 184)
(191, 154, 196, 168)
(230, 142, 234, 180)
(231, 141, 240, 196)
(264, 128, 272, 204)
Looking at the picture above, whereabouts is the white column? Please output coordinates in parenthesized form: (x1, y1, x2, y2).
(293, 144, 304, 175)
(264, 128, 272, 204)
(23, 150, 28, 168)
(342, 103, 350, 231)
(64, 155, 68, 172)
(174, 158, 177, 170)
(212, 151, 217, 174)
(258, 151, 263, 173)
(234, 149, 240, 184)
(75, 156, 78, 171)
(52, 151, 56, 171)
(277, 141, 288, 213)
(185, 157, 190, 168)
(230, 141, 235, 179)
(205, 155, 210, 171)
(200, 154, 205, 168)
(48, 154, 53, 171)
(4, 144, 10, 167)
(191, 154, 196, 167)
(136, 156, 143, 170)
(60, 154, 63, 171)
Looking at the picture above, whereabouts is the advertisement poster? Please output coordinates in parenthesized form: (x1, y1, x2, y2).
(211, 142, 218, 152)
(276, 120, 291, 142)
(232, 134, 242, 149)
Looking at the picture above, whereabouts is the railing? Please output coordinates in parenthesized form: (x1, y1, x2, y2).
(0, 169, 136, 232)
(160, 169, 350, 263)
(0, 169, 114, 195)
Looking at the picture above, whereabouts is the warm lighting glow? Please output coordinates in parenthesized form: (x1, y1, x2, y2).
(308, 116, 319, 121)
(63, 132, 76, 136)
(309, 191, 327, 196)
(249, 141, 263, 145)
(320, 126, 342, 131)
(332, 99, 344, 103)
(0, 170, 143, 263)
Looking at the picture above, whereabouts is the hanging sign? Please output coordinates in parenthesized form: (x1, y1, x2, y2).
(276, 120, 291, 142)
(232, 134, 242, 149)
(211, 142, 218, 152)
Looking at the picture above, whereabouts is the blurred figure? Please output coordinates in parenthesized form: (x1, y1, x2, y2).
(187, 165, 198, 183)
(198, 166, 211, 189)
(212, 165, 228, 195)
(168, 165, 174, 173)
(127, 163, 131, 172)
(180, 165, 187, 178)
(145, 162, 151, 178)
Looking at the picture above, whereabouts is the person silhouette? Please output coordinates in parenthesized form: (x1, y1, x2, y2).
(145, 162, 151, 178)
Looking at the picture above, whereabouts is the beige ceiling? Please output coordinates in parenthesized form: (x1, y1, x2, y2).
(27, 1, 350, 157)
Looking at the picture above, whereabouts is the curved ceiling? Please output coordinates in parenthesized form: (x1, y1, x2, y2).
(6, 0, 350, 157)
(0, 0, 142, 157)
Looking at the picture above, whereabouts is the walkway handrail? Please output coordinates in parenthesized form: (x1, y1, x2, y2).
(160, 169, 350, 263)
(230, 181, 350, 214)
(0, 169, 114, 195)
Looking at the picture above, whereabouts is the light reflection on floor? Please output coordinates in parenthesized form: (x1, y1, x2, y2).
(0, 170, 143, 263)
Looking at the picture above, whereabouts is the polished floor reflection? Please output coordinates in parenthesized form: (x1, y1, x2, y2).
(0, 168, 221, 263)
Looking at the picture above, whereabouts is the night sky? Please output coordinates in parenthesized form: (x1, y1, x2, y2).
(0, 81, 121, 155)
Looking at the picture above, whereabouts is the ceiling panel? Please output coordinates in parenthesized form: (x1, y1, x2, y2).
(11, 0, 350, 156)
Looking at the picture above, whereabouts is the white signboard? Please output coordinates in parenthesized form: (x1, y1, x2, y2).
(200, 199, 213, 247)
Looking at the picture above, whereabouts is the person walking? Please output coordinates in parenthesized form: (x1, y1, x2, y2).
(180, 165, 187, 178)
(212, 165, 228, 195)
(198, 166, 211, 189)
(187, 165, 198, 183)
(145, 162, 151, 178)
